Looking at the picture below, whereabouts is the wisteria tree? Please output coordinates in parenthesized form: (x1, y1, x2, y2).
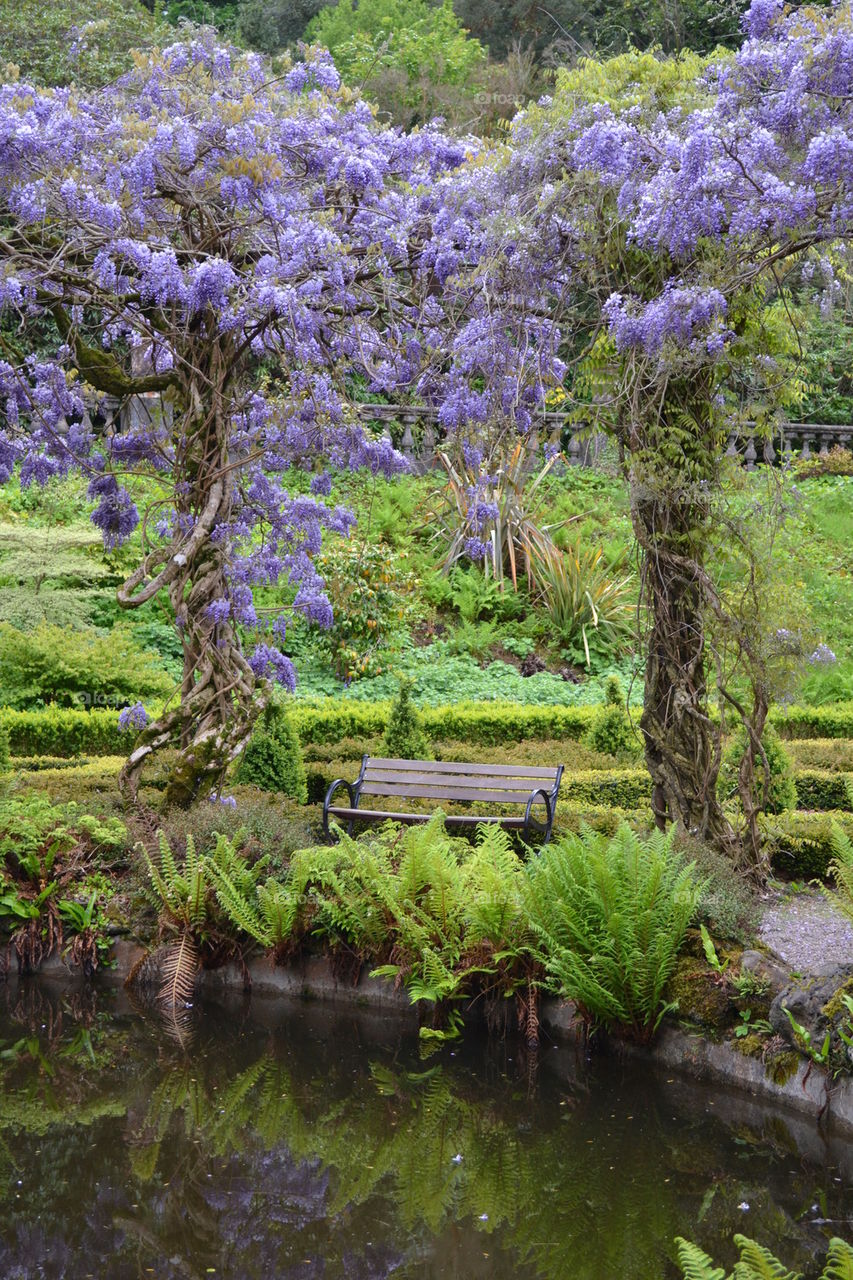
(465, 1, 853, 871)
(0, 39, 555, 804)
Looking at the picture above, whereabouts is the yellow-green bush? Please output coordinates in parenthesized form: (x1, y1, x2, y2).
(787, 738, 853, 771)
(0, 707, 132, 757)
(0, 621, 172, 709)
(794, 770, 853, 812)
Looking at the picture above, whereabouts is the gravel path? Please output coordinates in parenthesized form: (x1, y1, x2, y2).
(759, 890, 853, 974)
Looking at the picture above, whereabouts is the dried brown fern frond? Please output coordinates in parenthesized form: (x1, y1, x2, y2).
(157, 931, 199, 1018)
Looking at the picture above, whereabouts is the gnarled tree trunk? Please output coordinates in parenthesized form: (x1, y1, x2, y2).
(118, 343, 263, 807)
(624, 376, 742, 862)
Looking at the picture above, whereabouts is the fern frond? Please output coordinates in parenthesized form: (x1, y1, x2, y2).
(731, 1235, 801, 1279)
(674, 1237, 727, 1280)
(823, 1238, 853, 1279)
(158, 931, 199, 1016)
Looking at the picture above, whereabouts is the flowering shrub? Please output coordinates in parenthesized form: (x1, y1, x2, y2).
(313, 539, 419, 681)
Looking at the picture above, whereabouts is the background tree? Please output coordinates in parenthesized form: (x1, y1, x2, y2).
(0, 0, 171, 88)
(306, 0, 488, 126)
(237, 0, 329, 53)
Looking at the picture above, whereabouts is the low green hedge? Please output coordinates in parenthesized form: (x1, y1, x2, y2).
(794, 770, 853, 812)
(769, 703, 853, 740)
(761, 810, 853, 880)
(3, 697, 853, 762)
(787, 738, 853, 772)
(293, 699, 597, 747)
(0, 707, 130, 757)
(11, 755, 94, 772)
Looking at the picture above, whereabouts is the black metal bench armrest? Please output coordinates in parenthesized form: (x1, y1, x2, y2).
(323, 778, 358, 839)
(523, 787, 554, 846)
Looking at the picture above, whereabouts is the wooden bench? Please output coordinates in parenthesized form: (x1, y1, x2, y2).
(323, 756, 564, 844)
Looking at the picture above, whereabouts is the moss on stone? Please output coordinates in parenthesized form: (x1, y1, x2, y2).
(766, 1050, 800, 1085)
(669, 955, 732, 1029)
(732, 1032, 765, 1060)
(821, 975, 853, 1022)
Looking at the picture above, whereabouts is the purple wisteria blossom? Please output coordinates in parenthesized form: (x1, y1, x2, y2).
(119, 702, 149, 732)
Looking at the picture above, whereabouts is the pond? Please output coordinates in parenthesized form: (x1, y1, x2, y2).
(1, 983, 852, 1279)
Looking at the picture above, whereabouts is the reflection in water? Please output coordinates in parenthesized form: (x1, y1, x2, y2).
(0, 984, 852, 1279)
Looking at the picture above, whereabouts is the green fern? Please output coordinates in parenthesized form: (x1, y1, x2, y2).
(524, 822, 702, 1040)
(825, 1238, 853, 1280)
(141, 831, 210, 933)
(828, 822, 853, 924)
(675, 1234, 853, 1279)
(674, 1237, 727, 1280)
(731, 1235, 801, 1279)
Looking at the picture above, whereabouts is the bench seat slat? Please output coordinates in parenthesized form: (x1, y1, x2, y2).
(365, 757, 559, 781)
(362, 769, 550, 793)
(359, 781, 552, 804)
(327, 806, 528, 828)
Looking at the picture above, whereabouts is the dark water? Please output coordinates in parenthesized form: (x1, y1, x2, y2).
(1, 985, 853, 1279)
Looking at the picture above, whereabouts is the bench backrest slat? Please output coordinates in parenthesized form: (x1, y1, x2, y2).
(360, 781, 553, 805)
(364, 769, 548, 793)
(366, 757, 558, 781)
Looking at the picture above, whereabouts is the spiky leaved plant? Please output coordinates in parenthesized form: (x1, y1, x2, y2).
(675, 1232, 853, 1278)
(524, 822, 701, 1042)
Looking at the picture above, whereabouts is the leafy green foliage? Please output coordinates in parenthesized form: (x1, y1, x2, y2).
(524, 823, 702, 1040)
(0, 792, 124, 974)
(306, 0, 487, 127)
(381, 679, 432, 760)
(312, 537, 419, 680)
(719, 724, 797, 815)
(675, 1232, 853, 1278)
(0, 722, 8, 776)
(0, 0, 172, 87)
(827, 822, 853, 924)
(234, 700, 307, 802)
(281, 817, 534, 1035)
(0, 621, 173, 709)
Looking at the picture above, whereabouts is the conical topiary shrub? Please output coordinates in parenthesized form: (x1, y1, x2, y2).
(235, 699, 307, 802)
(382, 679, 432, 760)
(586, 676, 639, 759)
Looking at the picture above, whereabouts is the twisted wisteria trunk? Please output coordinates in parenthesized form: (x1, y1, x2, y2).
(624, 381, 741, 861)
(118, 358, 262, 807)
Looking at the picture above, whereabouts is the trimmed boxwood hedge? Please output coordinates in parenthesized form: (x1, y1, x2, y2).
(0, 707, 131, 757)
(794, 770, 853, 812)
(3, 697, 853, 760)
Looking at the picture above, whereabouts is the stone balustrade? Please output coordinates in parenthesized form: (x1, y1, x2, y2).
(355, 405, 853, 470)
(83, 394, 853, 471)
